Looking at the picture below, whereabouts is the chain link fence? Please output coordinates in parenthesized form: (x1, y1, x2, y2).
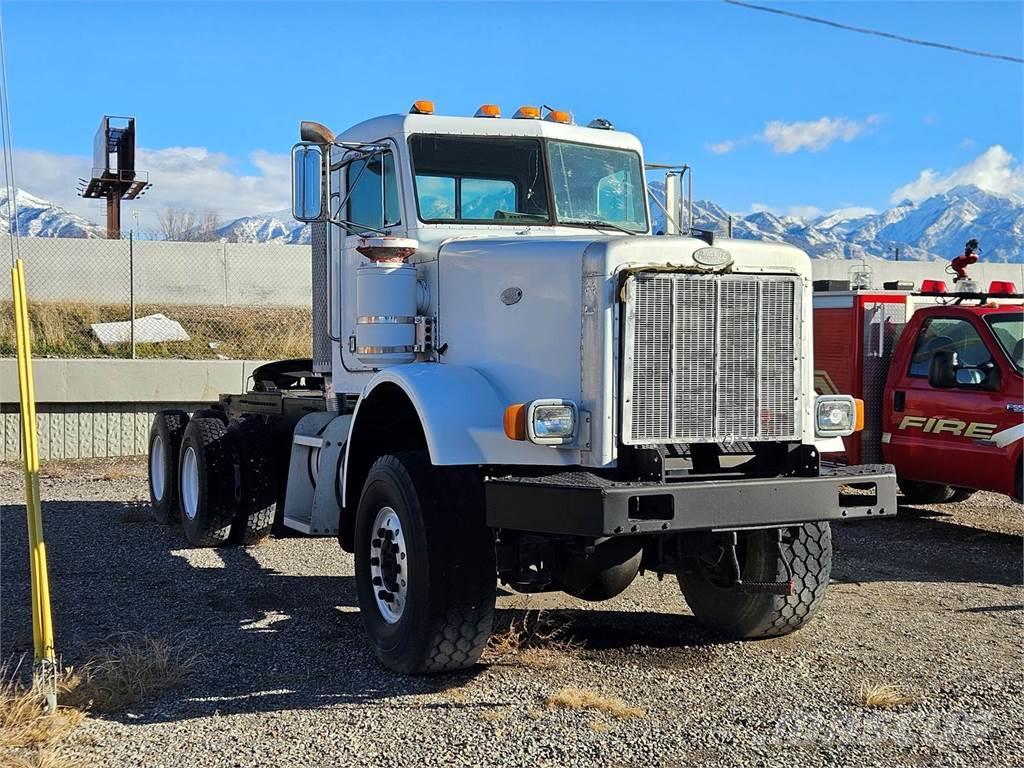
(1, 235, 313, 360)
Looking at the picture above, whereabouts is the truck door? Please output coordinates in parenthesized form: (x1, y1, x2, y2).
(885, 314, 1014, 493)
(336, 148, 404, 372)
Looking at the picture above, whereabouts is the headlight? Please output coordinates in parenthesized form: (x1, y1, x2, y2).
(815, 395, 862, 437)
(527, 399, 577, 445)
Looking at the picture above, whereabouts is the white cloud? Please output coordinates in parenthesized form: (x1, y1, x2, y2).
(827, 205, 878, 219)
(706, 140, 735, 155)
(786, 205, 822, 219)
(890, 145, 1024, 203)
(959, 138, 976, 149)
(760, 114, 881, 155)
(11, 145, 291, 232)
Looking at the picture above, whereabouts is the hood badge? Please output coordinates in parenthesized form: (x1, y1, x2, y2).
(500, 287, 523, 306)
(693, 246, 733, 268)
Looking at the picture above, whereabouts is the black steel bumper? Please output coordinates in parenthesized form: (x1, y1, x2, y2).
(484, 463, 897, 537)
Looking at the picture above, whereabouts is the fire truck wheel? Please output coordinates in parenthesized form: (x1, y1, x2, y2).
(354, 451, 496, 674)
(148, 409, 189, 524)
(178, 416, 240, 548)
(678, 522, 832, 640)
(228, 418, 277, 545)
(947, 488, 976, 503)
(897, 478, 957, 504)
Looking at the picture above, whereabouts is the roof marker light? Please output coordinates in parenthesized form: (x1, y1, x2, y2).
(544, 108, 572, 125)
(920, 279, 948, 294)
(409, 100, 435, 115)
(475, 104, 501, 118)
(988, 280, 1017, 295)
(513, 105, 540, 120)
(588, 117, 614, 130)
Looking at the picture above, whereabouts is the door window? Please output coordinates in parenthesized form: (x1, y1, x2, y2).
(908, 317, 992, 377)
(346, 151, 400, 231)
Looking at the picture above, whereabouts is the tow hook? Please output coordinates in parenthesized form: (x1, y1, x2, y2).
(726, 531, 795, 596)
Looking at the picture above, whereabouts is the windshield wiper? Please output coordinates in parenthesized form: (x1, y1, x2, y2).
(562, 219, 637, 236)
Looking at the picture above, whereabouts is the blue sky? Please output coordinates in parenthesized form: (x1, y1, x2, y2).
(4, 0, 1022, 228)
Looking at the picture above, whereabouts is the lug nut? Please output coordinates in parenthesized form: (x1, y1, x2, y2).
(372, 576, 382, 586)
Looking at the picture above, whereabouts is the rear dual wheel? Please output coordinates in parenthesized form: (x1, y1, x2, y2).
(147, 410, 276, 546)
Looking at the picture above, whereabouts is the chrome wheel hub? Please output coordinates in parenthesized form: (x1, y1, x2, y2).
(370, 506, 408, 624)
(150, 434, 165, 501)
(181, 446, 199, 521)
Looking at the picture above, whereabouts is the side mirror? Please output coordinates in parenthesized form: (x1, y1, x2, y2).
(959, 363, 1002, 391)
(291, 143, 325, 222)
(928, 350, 956, 388)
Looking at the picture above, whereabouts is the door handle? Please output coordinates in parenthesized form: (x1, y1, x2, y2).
(894, 391, 906, 412)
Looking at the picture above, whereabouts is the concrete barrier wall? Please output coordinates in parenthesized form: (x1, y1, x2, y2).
(0, 359, 268, 461)
(810, 257, 1024, 289)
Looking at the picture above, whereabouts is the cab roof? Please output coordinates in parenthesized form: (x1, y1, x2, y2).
(334, 113, 645, 153)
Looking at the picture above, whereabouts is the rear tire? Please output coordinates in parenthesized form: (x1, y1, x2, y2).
(178, 417, 239, 547)
(678, 523, 832, 639)
(354, 452, 495, 674)
(229, 418, 277, 545)
(898, 478, 956, 504)
(148, 410, 189, 524)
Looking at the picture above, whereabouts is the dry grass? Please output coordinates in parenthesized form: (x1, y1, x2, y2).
(0, 664, 84, 750)
(588, 719, 611, 733)
(546, 688, 645, 720)
(857, 683, 915, 709)
(479, 708, 505, 723)
(0, 299, 311, 360)
(60, 635, 196, 714)
(1, 747, 88, 768)
(483, 597, 580, 669)
(36, 463, 70, 480)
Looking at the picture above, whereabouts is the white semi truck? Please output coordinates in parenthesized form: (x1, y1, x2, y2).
(147, 101, 896, 674)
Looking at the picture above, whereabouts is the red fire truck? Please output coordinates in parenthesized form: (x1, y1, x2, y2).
(813, 278, 1024, 504)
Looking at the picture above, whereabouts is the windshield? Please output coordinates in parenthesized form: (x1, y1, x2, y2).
(547, 140, 648, 232)
(408, 135, 648, 230)
(986, 313, 1024, 371)
(410, 135, 550, 223)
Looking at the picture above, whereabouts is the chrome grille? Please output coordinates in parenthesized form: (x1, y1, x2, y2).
(623, 272, 801, 445)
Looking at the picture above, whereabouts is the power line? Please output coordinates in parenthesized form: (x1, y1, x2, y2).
(723, 0, 1024, 65)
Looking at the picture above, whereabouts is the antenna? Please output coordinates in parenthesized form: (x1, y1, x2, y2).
(77, 116, 152, 239)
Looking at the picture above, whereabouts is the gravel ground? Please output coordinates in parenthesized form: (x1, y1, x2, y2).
(1, 458, 1022, 767)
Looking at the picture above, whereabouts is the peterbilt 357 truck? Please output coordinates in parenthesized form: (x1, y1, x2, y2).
(147, 101, 897, 674)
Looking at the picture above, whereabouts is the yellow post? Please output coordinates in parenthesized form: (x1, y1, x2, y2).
(10, 258, 56, 708)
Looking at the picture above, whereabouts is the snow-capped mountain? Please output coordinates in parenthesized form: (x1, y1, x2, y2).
(650, 184, 1024, 262)
(0, 189, 104, 238)
(8, 184, 1023, 262)
(215, 209, 309, 244)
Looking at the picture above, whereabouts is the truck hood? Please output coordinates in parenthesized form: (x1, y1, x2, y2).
(435, 232, 811, 278)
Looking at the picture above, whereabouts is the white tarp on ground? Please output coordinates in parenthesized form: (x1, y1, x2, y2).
(91, 313, 190, 346)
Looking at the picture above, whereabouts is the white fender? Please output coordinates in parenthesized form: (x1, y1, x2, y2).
(342, 363, 582, 506)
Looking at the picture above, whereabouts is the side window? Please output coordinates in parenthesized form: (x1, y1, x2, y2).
(347, 151, 400, 231)
(908, 317, 993, 377)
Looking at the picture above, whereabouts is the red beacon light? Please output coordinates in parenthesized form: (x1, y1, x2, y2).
(988, 280, 1017, 295)
(920, 279, 948, 294)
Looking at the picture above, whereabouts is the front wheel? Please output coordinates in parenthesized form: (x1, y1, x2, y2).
(354, 452, 495, 674)
(678, 523, 832, 639)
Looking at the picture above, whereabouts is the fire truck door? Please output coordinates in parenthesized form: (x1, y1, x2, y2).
(888, 315, 1012, 492)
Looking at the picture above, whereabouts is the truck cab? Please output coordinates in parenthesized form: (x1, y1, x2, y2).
(148, 101, 896, 675)
(883, 302, 1024, 501)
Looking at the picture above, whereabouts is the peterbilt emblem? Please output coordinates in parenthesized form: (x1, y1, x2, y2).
(500, 287, 523, 305)
(693, 247, 733, 268)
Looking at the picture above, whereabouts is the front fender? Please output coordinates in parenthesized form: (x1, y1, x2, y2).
(352, 363, 583, 467)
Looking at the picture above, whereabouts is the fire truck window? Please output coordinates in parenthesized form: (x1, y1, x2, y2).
(986, 313, 1024, 372)
(908, 318, 992, 378)
(347, 151, 400, 231)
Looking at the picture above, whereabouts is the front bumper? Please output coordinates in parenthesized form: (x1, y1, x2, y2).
(485, 463, 896, 537)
